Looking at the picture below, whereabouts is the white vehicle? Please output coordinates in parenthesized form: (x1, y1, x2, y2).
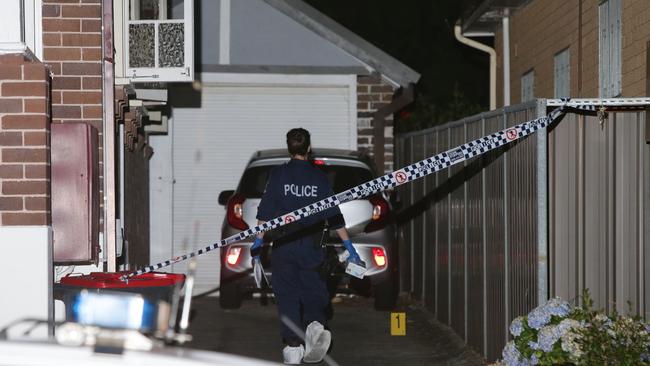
(0, 341, 280, 366)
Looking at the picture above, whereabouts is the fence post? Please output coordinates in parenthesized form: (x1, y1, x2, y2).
(422, 133, 428, 302)
(503, 108, 510, 343)
(537, 99, 549, 305)
(481, 115, 488, 355)
(464, 122, 469, 341)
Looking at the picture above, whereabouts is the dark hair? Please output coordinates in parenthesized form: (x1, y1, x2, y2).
(286, 128, 311, 156)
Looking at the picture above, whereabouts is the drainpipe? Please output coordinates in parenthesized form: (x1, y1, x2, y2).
(372, 83, 415, 172)
(454, 24, 497, 110)
(102, 0, 117, 272)
(503, 9, 511, 106)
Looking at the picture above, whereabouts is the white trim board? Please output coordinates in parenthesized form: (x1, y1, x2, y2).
(0, 226, 53, 339)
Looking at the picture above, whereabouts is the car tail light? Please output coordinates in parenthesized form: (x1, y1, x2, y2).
(226, 247, 242, 266)
(312, 159, 326, 166)
(372, 247, 386, 267)
(364, 195, 390, 232)
(227, 193, 249, 230)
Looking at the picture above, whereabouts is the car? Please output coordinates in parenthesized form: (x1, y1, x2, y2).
(217, 149, 399, 311)
(0, 340, 281, 366)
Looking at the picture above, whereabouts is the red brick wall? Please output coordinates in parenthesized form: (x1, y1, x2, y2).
(0, 54, 51, 226)
(357, 75, 396, 172)
(42, 0, 104, 226)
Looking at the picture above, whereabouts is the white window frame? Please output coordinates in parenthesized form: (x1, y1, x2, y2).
(599, 0, 622, 97)
(0, 0, 42, 59)
(521, 70, 534, 102)
(554, 48, 570, 98)
(122, 0, 194, 82)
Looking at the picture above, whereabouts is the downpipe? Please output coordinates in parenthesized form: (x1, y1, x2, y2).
(454, 24, 496, 110)
(102, 0, 117, 272)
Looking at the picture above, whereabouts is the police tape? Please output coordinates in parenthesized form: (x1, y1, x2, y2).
(122, 101, 594, 280)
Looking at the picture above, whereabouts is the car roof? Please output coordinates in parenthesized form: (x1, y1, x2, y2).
(250, 148, 371, 162)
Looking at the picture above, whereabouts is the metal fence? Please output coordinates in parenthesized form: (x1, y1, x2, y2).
(394, 99, 649, 362)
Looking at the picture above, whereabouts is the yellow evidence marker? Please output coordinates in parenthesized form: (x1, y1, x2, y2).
(390, 312, 406, 336)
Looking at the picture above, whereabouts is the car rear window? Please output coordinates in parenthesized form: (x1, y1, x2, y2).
(238, 163, 374, 198)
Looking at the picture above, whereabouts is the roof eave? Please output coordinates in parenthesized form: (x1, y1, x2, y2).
(461, 0, 532, 34)
(263, 0, 421, 88)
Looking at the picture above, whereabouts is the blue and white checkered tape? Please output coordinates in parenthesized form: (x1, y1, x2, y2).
(123, 103, 585, 279)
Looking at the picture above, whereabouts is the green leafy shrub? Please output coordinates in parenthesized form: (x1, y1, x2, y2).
(501, 290, 649, 366)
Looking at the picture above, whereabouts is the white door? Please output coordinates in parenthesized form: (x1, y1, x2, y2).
(154, 77, 356, 293)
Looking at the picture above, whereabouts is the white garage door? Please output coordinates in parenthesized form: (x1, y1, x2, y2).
(169, 82, 356, 293)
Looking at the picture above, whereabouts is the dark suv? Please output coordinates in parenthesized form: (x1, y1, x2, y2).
(218, 149, 398, 310)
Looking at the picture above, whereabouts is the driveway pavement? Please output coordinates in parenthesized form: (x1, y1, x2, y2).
(183, 295, 486, 366)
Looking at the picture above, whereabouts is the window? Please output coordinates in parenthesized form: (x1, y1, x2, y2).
(521, 70, 534, 102)
(123, 0, 194, 82)
(0, 0, 42, 58)
(238, 164, 373, 198)
(599, 0, 621, 97)
(554, 49, 570, 98)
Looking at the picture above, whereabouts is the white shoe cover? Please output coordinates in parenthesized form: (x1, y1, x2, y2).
(283, 344, 305, 365)
(303, 321, 331, 363)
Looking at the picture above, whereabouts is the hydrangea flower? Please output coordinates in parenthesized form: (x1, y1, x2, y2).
(502, 341, 533, 366)
(545, 297, 571, 317)
(510, 316, 525, 337)
(641, 353, 650, 363)
(527, 306, 551, 330)
(559, 319, 584, 360)
(537, 325, 563, 352)
(526, 297, 571, 330)
(503, 295, 649, 365)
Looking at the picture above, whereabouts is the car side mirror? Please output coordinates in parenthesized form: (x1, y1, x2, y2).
(218, 190, 235, 205)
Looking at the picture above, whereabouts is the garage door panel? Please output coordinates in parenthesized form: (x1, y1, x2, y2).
(170, 84, 355, 293)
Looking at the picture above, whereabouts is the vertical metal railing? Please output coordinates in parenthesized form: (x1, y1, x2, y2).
(395, 100, 541, 361)
(395, 100, 649, 362)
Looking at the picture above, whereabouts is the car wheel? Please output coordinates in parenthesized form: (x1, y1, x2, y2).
(373, 277, 397, 311)
(219, 281, 243, 309)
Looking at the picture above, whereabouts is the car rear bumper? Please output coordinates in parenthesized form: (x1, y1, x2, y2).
(220, 241, 393, 289)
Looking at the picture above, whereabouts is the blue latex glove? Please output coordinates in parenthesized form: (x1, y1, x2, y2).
(342, 239, 361, 264)
(251, 237, 264, 260)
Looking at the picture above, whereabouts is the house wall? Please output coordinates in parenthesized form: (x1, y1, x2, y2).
(0, 12, 55, 332)
(41, 0, 104, 227)
(357, 75, 396, 172)
(0, 54, 51, 226)
(621, 0, 650, 96)
(226, 0, 361, 68)
(494, 0, 650, 106)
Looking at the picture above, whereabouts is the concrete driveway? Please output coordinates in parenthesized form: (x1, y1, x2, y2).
(183, 295, 486, 366)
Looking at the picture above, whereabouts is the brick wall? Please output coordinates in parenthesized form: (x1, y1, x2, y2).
(621, 0, 650, 96)
(357, 75, 396, 172)
(42, 0, 104, 226)
(0, 54, 51, 226)
(492, 0, 650, 106)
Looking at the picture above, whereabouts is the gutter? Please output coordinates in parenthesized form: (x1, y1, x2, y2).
(454, 24, 496, 110)
(372, 83, 415, 171)
(102, 0, 117, 272)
